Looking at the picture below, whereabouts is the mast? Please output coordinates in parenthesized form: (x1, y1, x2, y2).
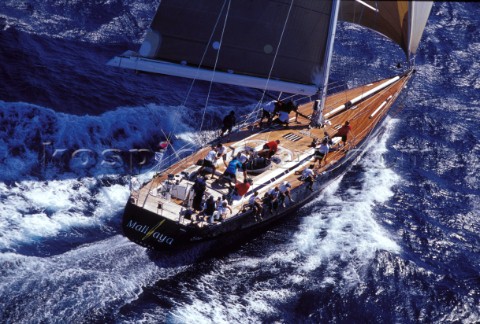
(312, 0, 340, 127)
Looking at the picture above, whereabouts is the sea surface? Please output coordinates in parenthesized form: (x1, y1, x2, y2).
(1, 1, 479, 323)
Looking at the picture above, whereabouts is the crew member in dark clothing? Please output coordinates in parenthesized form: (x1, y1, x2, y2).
(289, 100, 299, 122)
(198, 195, 216, 223)
(220, 111, 236, 137)
(192, 176, 207, 211)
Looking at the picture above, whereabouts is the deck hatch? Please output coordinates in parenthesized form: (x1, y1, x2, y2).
(283, 133, 303, 142)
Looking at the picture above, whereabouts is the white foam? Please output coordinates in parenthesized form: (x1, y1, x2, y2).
(0, 101, 199, 180)
(292, 119, 401, 280)
(0, 236, 189, 322)
(0, 96, 256, 251)
(167, 119, 403, 321)
(0, 97, 402, 320)
(169, 268, 289, 323)
(0, 177, 131, 250)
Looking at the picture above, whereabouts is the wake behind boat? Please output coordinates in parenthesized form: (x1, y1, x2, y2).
(108, 0, 433, 252)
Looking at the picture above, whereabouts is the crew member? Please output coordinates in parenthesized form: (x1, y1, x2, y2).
(248, 191, 263, 219)
(234, 178, 253, 197)
(219, 156, 246, 188)
(259, 140, 280, 159)
(198, 145, 218, 179)
(220, 111, 236, 137)
(313, 138, 330, 167)
(332, 121, 352, 147)
(301, 165, 316, 191)
(216, 143, 228, 167)
(278, 181, 294, 207)
(259, 100, 276, 127)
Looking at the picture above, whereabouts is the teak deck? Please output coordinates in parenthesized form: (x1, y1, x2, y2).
(132, 75, 410, 224)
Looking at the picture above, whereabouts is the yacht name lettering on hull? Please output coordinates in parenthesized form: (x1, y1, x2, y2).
(126, 220, 174, 245)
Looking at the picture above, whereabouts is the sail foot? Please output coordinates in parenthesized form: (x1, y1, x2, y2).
(107, 55, 319, 96)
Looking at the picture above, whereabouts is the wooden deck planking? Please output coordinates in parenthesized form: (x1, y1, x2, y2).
(132, 75, 410, 221)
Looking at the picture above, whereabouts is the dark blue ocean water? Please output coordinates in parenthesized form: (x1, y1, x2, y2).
(1, 1, 479, 323)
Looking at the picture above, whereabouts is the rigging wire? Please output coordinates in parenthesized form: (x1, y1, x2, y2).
(198, 0, 232, 138)
(136, 1, 234, 186)
(236, 0, 296, 149)
(169, 0, 229, 137)
(243, 0, 296, 129)
(180, 0, 228, 110)
(143, 0, 296, 178)
(143, 0, 229, 181)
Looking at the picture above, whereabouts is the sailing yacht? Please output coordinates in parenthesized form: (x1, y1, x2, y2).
(108, 0, 433, 251)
